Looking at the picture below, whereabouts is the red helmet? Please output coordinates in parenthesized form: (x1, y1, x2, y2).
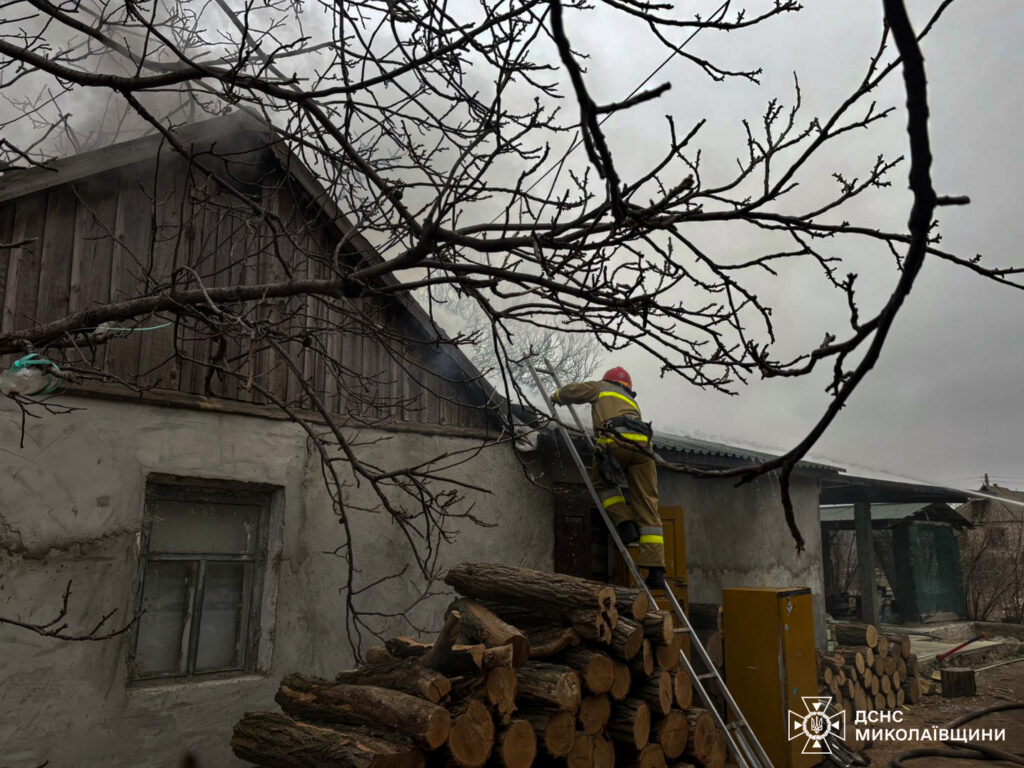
(602, 367, 632, 390)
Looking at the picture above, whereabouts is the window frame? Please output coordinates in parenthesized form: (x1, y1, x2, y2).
(128, 479, 271, 684)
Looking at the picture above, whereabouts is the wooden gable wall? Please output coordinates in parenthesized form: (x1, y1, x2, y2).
(0, 141, 491, 431)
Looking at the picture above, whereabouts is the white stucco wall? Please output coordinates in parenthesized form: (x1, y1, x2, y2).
(0, 396, 553, 768)
(657, 469, 827, 648)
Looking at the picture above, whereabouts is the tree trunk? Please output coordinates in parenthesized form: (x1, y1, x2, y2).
(275, 681, 450, 750)
(940, 668, 976, 698)
(634, 669, 673, 716)
(640, 612, 674, 645)
(579, 695, 612, 735)
(630, 639, 655, 679)
(522, 708, 576, 757)
(448, 699, 496, 768)
(606, 698, 651, 750)
(516, 661, 582, 712)
(903, 675, 922, 704)
(611, 586, 650, 621)
(445, 563, 616, 619)
(561, 648, 616, 695)
(833, 622, 878, 648)
(652, 710, 688, 760)
(592, 731, 615, 768)
(232, 712, 425, 768)
(528, 627, 581, 659)
(681, 710, 715, 765)
(491, 720, 536, 768)
(568, 609, 613, 645)
(449, 599, 531, 667)
(486, 667, 518, 724)
(331, 662, 452, 704)
(611, 661, 632, 701)
(672, 672, 692, 710)
(566, 732, 595, 768)
(610, 616, 644, 661)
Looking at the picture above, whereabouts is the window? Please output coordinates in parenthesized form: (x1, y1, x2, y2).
(129, 481, 271, 683)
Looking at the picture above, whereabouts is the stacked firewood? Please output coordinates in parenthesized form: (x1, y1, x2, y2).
(231, 562, 729, 768)
(818, 621, 924, 744)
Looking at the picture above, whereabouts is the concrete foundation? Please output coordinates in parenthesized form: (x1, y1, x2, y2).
(0, 396, 553, 768)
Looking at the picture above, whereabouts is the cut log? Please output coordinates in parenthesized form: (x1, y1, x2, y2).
(822, 667, 834, 685)
(704, 631, 724, 671)
(612, 586, 651, 621)
(561, 648, 616, 695)
(704, 731, 727, 768)
(568, 609, 614, 645)
(517, 661, 582, 711)
(875, 634, 889, 658)
(870, 675, 879, 697)
(482, 645, 515, 671)
(528, 627, 581, 659)
(493, 720, 536, 768)
(655, 632, 683, 671)
(232, 711, 425, 768)
(635, 669, 673, 716)
(940, 668, 976, 699)
(892, 670, 901, 691)
(853, 685, 868, 714)
(623, 743, 667, 768)
(884, 655, 897, 677)
(592, 731, 616, 768)
(607, 698, 650, 750)
(687, 604, 723, 632)
(566, 732, 594, 768)
(448, 699, 496, 768)
(445, 563, 616, 620)
(672, 672, 693, 710)
(579, 695, 612, 735)
(863, 668, 874, 690)
(640, 613, 674, 645)
(897, 656, 908, 681)
(610, 617, 644, 661)
(450, 599, 531, 667)
(873, 652, 885, 676)
(833, 622, 878, 648)
(836, 647, 869, 675)
(333, 663, 451, 704)
(893, 633, 912, 659)
(907, 654, 920, 679)
(611, 662, 632, 701)
(486, 667, 518, 723)
(365, 646, 396, 666)
(874, 692, 885, 710)
(386, 636, 431, 659)
(886, 690, 896, 709)
(896, 688, 906, 708)
(422, 611, 464, 670)
(903, 675, 922, 705)
(681, 710, 715, 765)
(275, 681, 450, 750)
(522, 708, 575, 757)
(881, 674, 891, 695)
(631, 640, 655, 679)
(652, 711, 688, 760)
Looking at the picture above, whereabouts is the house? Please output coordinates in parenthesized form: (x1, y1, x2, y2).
(2, 111, 843, 767)
(0, 112, 556, 768)
(820, 501, 970, 623)
(958, 481, 1024, 622)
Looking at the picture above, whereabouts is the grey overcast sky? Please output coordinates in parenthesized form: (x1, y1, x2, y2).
(506, 1, 1024, 491)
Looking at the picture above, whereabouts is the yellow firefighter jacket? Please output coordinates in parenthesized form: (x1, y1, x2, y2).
(551, 380, 650, 446)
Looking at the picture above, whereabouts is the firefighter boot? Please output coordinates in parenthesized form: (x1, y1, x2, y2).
(616, 520, 640, 546)
(644, 566, 667, 591)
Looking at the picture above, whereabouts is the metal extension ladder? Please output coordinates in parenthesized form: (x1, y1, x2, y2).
(527, 358, 775, 768)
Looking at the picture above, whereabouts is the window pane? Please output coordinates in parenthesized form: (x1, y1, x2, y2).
(195, 562, 252, 671)
(134, 562, 197, 677)
(149, 500, 259, 554)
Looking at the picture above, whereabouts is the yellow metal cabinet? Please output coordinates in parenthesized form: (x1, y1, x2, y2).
(723, 587, 817, 768)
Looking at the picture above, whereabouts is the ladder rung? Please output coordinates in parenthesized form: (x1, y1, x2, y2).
(697, 673, 717, 681)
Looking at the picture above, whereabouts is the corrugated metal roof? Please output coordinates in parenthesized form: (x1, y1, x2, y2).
(818, 502, 967, 524)
(652, 432, 840, 473)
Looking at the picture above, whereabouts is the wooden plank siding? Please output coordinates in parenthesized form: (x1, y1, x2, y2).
(0, 146, 491, 431)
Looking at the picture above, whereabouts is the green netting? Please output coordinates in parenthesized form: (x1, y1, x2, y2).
(892, 523, 967, 621)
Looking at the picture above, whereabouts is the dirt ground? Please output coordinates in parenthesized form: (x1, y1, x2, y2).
(858, 659, 1024, 767)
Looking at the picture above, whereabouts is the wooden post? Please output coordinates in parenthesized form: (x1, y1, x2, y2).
(854, 501, 879, 627)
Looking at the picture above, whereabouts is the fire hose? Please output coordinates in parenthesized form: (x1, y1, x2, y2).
(890, 701, 1024, 767)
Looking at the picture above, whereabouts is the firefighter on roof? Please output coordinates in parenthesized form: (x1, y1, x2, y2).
(550, 367, 666, 590)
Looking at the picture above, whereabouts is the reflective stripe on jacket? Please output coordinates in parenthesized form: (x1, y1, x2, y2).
(552, 380, 646, 439)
